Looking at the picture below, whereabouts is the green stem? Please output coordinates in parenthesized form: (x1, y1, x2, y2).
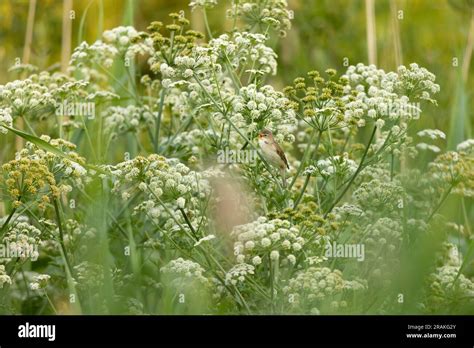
(293, 174, 311, 209)
(53, 198, 73, 277)
(287, 128, 319, 192)
(0, 206, 17, 238)
(426, 185, 453, 223)
(462, 197, 472, 235)
(324, 126, 377, 217)
(44, 290, 58, 314)
(202, 8, 212, 39)
(153, 89, 166, 153)
(178, 207, 198, 239)
(390, 149, 394, 181)
(269, 257, 275, 313)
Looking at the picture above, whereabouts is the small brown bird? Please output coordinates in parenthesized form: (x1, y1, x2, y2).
(258, 129, 289, 187)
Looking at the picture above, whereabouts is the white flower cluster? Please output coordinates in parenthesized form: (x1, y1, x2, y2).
(352, 179, 406, 213)
(231, 217, 304, 267)
(71, 41, 118, 69)
(0, 77, 54, 118)
(425, 265, 474, 309)
(209, 32, 278, 76)
(110, 155, 210, 235)
(225, 263, 255, 285)
(283, 267, 366, 310)
(416, 143, 441, 153)
(316, 154, 357, 178)
(104, 105, 154, 135)
(189, 0, 218, 10)
(161, 32, 278, 101)
(341, 63, 439, 129)
(161, 258, 209, 286)
(0, 107, 13, 134)
(165, 128, 217, 157)
(429, 151, 473, 198)
(59, 219, 97, 251)
(0, 71, 99, 125)
(439, 243, 462, 267)
(103, 26, 137, 45)
(417, 129, 446, 140)
(194, 234, 215, 247)
(302, 165, 317, 176)
(396, 63, 440, 102)
(457, 139, 474, 153)
(30, 274, 51, 290)
(228, 0, 293, 36)
(103, 26, 154, 61)
(152, 49, 206, 85)
(73, 261, 105, 291)
(333, 203, 364, 219)
(1, 222, 41, 262)
(231, 84, 297, 142)
(72, 26, 153, 69)
(111, 155, 208, 201)
(0, 265, 12, 288)
(24, 136, 88, 184)
(154, 50, 233, 110)
(163, 87, 194, 120)
(362, 217, 402, 255)
(416, 129, 446, 153)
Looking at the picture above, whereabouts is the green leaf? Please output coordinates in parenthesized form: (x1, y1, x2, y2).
(448, 72, 472, 150)
(2, 124, 105, 174)
(77, 0, 96, 46)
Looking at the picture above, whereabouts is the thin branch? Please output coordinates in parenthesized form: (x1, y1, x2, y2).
(324, 126, 377, 217)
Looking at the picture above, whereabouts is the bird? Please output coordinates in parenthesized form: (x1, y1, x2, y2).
(258, 128, 289, 187)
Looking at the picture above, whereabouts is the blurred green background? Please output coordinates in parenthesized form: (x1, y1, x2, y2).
(0, 0, 472, 147)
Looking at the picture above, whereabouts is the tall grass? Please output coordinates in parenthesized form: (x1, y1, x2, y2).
(16, 0, 37, 151)
(365, 0, 377, 65)
(61, 0, 73, 74)
(390, 0, 402, 67)
(448, 9, 473, 150)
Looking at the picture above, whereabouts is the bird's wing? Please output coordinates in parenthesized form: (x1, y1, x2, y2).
(273, 142, 289, 169)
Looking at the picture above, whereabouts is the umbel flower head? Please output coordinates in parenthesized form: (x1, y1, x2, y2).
(1, 137, 87, 209)
(231, 84, 297, 143)
(227, 0, 293, 37)
(231, 216, 305, 267)
(161, 257, 210, 288)
(422, 265, 474, 312)
(71, 26, 153, 70)
(429, 150, 474, 197)
(209, 32, 278, 76)
(1, 154, 57, 209)
(0, 107, 13, 134)
(0, 71, 91, 122)
(1, 221, 41, 263)
(0, 265, 12, 288)
(283, 266, 366, 312)
(189, 0, 218, 11)
(30, 274, 51, 290)
(104, 105, 155, 135)
(340, 63, 439, 130)
(110, 154, 210, 240)
(284, 70, 346, 132)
